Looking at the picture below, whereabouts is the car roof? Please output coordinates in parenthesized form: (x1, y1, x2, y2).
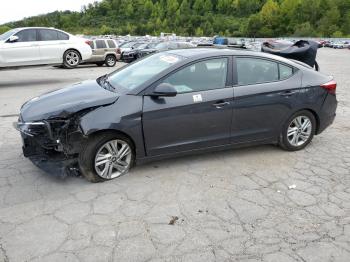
(166, 48, 303, 68)
(15, 27, 59, 30)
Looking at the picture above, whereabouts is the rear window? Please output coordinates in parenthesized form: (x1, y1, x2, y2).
(39, 29, 58, 41)
(95, 40, 107, 49)
(107, 40, 116, 48)
(236, 57, 279, 85)
(57, 31, 69, 40)
(38, 29, 69, 41)
(236, 57, 296, 85)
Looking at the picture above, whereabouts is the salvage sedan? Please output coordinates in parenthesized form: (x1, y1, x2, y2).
(14, 49, 337, 182)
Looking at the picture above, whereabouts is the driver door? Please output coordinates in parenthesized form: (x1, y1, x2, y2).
(142, 57, 233, 156)
(1, 29, 41, 66)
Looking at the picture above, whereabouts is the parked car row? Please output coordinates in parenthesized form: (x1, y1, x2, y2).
(322, 40, 350, 49)
(0, 27, 199, 69)
(2, 26, 349, 70)
(120, 41, 195, 63)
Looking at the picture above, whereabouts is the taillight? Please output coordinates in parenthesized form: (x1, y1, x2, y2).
(85, 40, 92, 46)
(116, 48, 121, 54)
(321, 79, 337, 94)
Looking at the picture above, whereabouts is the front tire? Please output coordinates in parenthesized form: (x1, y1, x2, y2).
(279, 110, 316, 151)
(79, 132, 135, 183)
(63, 50, 81, 69)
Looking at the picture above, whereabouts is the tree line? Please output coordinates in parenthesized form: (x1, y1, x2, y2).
(1, 0, 350, 38)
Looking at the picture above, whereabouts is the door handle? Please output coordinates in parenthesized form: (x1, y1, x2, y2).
(213, 101, 230, 108)
(279, 90, 298, 96)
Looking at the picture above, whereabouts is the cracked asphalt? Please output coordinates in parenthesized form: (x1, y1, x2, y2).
(0, 48, 350, 262)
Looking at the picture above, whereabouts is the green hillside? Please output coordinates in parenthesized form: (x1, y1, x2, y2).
(1, 0, 350, 37)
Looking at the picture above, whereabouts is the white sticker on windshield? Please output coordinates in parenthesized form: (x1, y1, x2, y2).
(159, 55, 179, 64)
(193, 94, 202, 103)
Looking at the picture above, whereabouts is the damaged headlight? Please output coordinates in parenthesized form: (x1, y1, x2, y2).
(13, 121, 46, 137)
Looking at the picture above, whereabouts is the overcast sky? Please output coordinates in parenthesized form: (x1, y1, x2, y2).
(0, 0, 103, 24)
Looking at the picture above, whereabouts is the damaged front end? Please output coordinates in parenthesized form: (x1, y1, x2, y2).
(14, 112, 89, 177)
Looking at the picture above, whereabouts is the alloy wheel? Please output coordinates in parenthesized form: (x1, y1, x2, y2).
(66, 51, 80, 66)
(94, 139, 132, 179)
(287, 115, 312, 147)
(106, 56, 116, 66)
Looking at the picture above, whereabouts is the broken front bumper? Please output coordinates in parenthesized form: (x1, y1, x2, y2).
(13, 118, 83, 177)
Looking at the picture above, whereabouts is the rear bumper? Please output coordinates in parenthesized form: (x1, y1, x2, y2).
(317, 94, 337, 135)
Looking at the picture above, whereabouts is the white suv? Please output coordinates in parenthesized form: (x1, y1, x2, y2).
(0, 27, 92, 69)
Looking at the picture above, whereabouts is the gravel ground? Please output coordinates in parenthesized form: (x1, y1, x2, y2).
(0, 48, 349, 262)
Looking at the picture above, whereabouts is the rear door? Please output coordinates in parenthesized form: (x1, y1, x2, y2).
(94, 40, 108, 60)
(1, 29, 40, 66)
(143, 57, 234, 156)
(37, 29, 69, 63)
(231, 56, 302, 143)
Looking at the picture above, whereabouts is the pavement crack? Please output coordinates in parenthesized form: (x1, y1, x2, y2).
(0, 243, 9, 262)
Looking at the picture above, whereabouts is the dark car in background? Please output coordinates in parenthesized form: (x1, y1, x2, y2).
(121, 42, 159, 63)
(122, 41, 195, 62)
(119, 41, 145, 56)
(14, 49, 337, 182)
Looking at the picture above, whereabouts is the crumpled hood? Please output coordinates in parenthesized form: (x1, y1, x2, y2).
(20, 80, 119, 122)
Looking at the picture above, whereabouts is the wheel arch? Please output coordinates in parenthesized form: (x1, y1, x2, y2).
(291, 108, 320, 134)
(86, 129, 136, 152)
(63, 48, 82, 61)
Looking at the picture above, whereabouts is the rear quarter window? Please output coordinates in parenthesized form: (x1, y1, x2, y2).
(279, 64, 294, 79)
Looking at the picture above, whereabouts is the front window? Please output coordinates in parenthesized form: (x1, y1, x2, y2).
(0, 29, 18, 41)
(163, 58, 228, 93)
(108, 52, 185, 92)
(14, 29, 37, 42)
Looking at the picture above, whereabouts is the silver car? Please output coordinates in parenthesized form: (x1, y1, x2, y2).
(84, 39, 121, 67)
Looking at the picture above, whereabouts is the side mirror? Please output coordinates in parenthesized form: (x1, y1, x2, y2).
(8, 35, 19, 42)
(152, 83, 177, 97)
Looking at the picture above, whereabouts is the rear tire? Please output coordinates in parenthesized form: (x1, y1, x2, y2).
(105, 55, 117, 67)
(279, 110, 316, 151)
(63, 49, 81, 69)
(79, 132, 135, 183)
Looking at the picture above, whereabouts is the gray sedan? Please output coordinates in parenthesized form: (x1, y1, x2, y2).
(15, 48, 337, 182)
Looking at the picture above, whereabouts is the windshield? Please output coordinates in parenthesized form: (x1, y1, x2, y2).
(136, 43, 148, 49)
(120, 42, 135, 48)
(0, 29, 17, 41)
(108, 52, 185, 92)
(147, 42, 158, 48)
(155, 42, 168, 49)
